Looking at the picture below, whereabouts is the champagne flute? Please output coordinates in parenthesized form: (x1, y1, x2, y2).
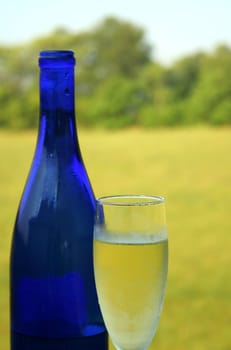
(93, 195, 168, 350)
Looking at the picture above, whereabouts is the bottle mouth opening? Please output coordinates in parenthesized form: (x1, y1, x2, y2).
(39, 50, 76, 67)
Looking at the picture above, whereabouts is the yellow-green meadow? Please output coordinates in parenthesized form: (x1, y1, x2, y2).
(1, 127, 230, 350)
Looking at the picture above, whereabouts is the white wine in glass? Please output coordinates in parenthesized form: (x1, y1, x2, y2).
(94, 195, 168, 350)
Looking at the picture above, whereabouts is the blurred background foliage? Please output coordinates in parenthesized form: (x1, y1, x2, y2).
(0, 16, 231, 129)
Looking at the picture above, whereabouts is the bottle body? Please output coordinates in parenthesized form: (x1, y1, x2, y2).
(10, 51, 107, 349)
(11, 332, 107, 349)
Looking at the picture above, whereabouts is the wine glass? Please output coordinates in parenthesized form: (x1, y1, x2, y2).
(93, 195, 168, 350)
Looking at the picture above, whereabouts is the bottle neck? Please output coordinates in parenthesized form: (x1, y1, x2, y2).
(40, 66, 75, 113)
(38, 51, 80, 156)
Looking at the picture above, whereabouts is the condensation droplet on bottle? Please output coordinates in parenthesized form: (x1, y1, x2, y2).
(64, 88, 70, 96)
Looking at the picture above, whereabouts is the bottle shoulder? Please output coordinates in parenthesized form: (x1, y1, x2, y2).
(14, 151, 95, 227)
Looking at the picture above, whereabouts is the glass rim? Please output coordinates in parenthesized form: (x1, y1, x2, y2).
(96, 194, 165, 207)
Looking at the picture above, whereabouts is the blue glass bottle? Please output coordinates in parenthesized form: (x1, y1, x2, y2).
(10, 50, 108, 349)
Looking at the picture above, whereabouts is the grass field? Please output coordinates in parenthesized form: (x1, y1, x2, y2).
(0, 127, 230, 350)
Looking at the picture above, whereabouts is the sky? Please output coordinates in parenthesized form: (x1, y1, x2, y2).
(1, 0, 230, 64)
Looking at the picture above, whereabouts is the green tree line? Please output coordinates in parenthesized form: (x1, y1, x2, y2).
(0, 16, 231, 128)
